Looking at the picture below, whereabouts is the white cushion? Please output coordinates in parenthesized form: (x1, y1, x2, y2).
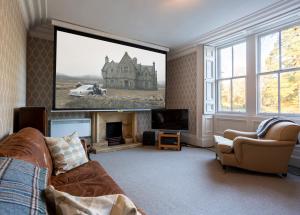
(214, 135, 233, 154)
(45, 132, 88, 175)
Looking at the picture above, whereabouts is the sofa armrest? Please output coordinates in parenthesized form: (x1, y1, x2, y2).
(80, 139, 89, 160)
(233, 136, 295, 162)
(224, 129, 257, 140)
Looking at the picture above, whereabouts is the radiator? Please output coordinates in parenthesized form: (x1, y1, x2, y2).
(50, 118, 91, 137)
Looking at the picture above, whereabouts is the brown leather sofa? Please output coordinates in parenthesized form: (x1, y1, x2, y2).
(215, 122, 300, 176)
(0, 127, 145, 214)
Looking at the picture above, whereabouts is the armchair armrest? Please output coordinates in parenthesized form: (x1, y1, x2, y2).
(233, 136, 295, 162)
(224, 129, 257, 140)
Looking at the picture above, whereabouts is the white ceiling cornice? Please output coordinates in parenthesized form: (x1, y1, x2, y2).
(29, 23, 54, 41)
(18, 0, 47, 29)
(169, 0, 300, 58)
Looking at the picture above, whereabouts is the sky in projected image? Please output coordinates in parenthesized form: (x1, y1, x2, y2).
(56, 31, 166, 84)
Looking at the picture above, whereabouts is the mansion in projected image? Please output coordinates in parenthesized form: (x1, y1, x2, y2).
(102, 52, 158, 90)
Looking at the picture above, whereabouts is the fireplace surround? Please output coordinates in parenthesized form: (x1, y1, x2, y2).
(91, 112, 141, 152)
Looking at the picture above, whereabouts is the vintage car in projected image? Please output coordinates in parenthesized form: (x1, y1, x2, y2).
(55, 28, 166, 110)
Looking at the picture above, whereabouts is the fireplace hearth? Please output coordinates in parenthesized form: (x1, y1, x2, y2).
(106, 122, 124, 146)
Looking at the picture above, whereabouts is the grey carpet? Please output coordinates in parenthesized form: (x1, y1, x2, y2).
(288, 165, 300, 176)
(91, 147, 300, 215)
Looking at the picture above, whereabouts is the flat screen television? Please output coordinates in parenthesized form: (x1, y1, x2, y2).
(53, 27, 167, 111)
(151, 109, 189, 130)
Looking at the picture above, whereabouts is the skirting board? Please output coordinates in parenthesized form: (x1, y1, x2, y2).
(181, 133, 214, 148)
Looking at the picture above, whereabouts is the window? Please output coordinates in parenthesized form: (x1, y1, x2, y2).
(258, 25, 300, 114)
(217, 42, 246, 112)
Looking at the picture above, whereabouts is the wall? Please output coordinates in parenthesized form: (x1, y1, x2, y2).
(166, 46, 205, 147)
(166, 52, 197, 135)
(26, 35, 151, 140)
(0, 0, 27, 140)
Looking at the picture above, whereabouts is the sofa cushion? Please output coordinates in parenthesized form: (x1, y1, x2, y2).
(214, 135, 234, 154)
(0, 157, 48, 215)
(0, 127, 53, 182)
(45, 132, 88, 175)
(50, 161, 124, 197)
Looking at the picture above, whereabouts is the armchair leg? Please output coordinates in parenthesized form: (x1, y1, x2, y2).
(282, 173, 287, 177)
(215, 153, 218, 160)
(222, 165, 227, 172)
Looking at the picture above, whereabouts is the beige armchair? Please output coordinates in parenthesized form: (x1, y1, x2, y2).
(215, 122, 300, 176)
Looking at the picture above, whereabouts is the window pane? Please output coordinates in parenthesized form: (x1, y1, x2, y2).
(260, 33, 279, 73)
(233, 43, 246, 76)
(259, 74, 278, 113)
(219, 47, 232, 78)
(219, 80, 231, 111)
(281, 26, 300, 69)
(280, 71, 300, 113)
(232, 78, 246, 112)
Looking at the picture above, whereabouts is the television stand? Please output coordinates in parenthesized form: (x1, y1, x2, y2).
(158, 131, 181, 151)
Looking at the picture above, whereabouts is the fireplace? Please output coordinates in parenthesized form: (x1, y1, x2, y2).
(106, 122, 124, 146)
(91, 112, 140, 152)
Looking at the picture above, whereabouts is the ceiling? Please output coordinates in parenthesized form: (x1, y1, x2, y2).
(46, 0, 281, 49)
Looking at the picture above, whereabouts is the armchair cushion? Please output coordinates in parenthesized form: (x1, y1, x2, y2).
(214, 135, 233, 154)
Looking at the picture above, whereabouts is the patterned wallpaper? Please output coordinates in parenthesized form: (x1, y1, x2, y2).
(166, 52, 197, 134)
(0, 0, 27, 140)
(136, 111, 151, 141)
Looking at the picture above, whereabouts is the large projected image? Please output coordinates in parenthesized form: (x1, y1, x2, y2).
(54, 28, 166, 110)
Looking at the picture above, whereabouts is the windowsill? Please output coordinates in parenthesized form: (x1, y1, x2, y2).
(213, 112, 300, 121)
(214, 112, 254, 117)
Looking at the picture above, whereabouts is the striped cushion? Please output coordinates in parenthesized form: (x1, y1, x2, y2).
(45, 132, 88, 175)
(0, 157, 48, 214)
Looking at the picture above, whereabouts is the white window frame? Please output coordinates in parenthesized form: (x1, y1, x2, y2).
(216, 41, 247, 114)
(257, 24, 300, 116)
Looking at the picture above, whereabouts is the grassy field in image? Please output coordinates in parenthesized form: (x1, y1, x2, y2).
(55, 80, 165, 109)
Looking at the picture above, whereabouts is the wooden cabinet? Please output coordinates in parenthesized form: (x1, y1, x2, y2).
(14, 107, 48, 136)
(158, 131, 181, 151)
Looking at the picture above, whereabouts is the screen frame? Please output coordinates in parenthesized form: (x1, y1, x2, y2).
(53, 26, 167, 111)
